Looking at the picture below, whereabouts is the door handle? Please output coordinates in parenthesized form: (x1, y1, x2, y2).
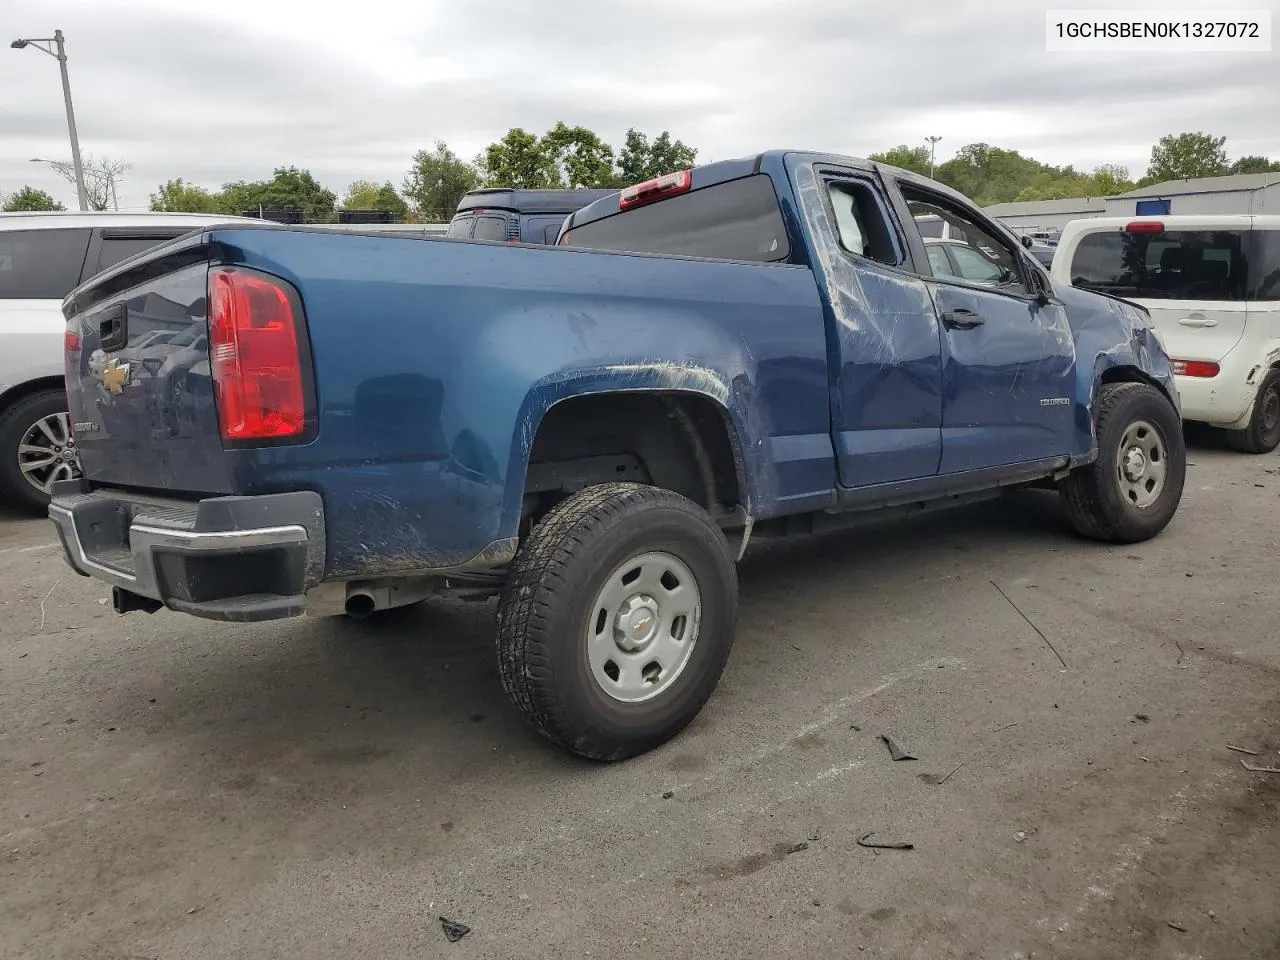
(941, 308, 986, 330)
(98, 302, 129, 351)
(1177, 317, 1218, 327)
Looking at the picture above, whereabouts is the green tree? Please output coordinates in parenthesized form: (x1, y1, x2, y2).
(935, 143, 1057, 205)
(616, 129, 697, 183)
(1143, 132, 1228, 184)
(1087, 164, 1135, 195)
(482, 128, 563, 189)
(867, 145, 932, 177)
(341, 180, 410, 219)
(403, 140, 481, 221)
(543, 122, 618, 188)
(149, 178, 219, 213)
(1, 185, 64, 212)
(217, 166, 337, 221)
(1228, 155, 1280, 175)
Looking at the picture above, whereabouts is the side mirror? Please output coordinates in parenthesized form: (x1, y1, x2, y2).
(1020, 234, 1034, 249)
(1030, 267, 1053, 305)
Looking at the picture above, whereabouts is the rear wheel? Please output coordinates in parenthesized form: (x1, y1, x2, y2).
(1059, 382, 1185, 543)
(495, 482, 738, 761)
(1225, 370, 1280, 454)
(0, 388, 82, 514)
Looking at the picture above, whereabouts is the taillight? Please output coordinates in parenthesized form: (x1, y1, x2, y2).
(1170, 360, 1220, 378)
(618, 170, 692, 211)
(1125, 221, 1165, 233)
(207, 266, 312, 444)
(64, 331, 81, 352)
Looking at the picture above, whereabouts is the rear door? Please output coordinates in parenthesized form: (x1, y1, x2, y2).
(1064, 222, 1251, 364)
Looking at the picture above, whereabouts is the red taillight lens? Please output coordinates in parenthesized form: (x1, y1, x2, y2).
(208, 267, 310, 443)
(1126, 221, 1165, 233)
(618, 169, 692, 211)
(64, 330, 81, 352)
(1170, 360, 1220, 378)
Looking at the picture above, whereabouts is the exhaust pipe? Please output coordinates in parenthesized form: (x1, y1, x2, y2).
(343, 577, 436, 619)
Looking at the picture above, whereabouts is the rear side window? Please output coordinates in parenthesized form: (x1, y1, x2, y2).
(562, 174, 790, 262)
(446, 216, 473, 238)
(472, 216, 508, 242)
(1251, 229, 1280, 300)
(1069, 230, 1250, 301)
(95, 234, 185, 275)
(0, 228, 92, 299)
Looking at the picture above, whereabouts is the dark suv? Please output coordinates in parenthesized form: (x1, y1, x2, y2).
(447, 188, 618, 245)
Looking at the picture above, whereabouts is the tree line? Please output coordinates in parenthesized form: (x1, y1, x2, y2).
(4, 128, 1276, 217)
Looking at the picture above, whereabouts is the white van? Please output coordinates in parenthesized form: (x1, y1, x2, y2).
(1052, 215, 1280, 453)
(0, 212, 257, 512)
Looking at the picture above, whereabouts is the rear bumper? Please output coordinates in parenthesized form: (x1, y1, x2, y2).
(1174, 348, 1259, 427)
(48, 481, 325, 622)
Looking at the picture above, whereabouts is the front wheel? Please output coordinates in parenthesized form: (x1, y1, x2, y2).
(1225, 370, 1280, 454)
(1059, 382, 1185, 543)
(0, 388, 82, 515)
(495, 482, 738, 761)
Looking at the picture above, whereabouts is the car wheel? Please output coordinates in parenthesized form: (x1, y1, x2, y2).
(1225, 370, 1280, 454)
(0, 388, 82, 515)
(495, 482, 738, 761)
(1059, 382, 1185, 543)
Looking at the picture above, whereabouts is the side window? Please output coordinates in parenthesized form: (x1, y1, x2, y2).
(901, 187, 1027, 294)
(1250, 229, 1280, 301)
(0, 228, 92, 299)
(471, 216, 508, 242)
(544, 224, 562, 244)
(925, 244, 956, 277)
(826, 180, 901, 266)
(95, 234, 184, 276)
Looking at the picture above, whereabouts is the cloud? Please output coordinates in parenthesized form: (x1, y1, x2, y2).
(2, 0, 1276, 210)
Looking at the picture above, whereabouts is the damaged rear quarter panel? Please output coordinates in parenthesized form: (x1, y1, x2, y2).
(215, 228, 831, 578)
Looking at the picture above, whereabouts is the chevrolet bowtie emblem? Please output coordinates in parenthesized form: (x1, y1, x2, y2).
(102, 358, 130, 394)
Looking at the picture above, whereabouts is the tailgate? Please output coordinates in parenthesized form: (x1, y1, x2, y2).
(1135, 298, 1247, 364)
(65, 255, 235, 493)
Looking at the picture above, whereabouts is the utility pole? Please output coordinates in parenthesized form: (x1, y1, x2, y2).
(10, 29, 88, 211)
(925, 136, 942, 180)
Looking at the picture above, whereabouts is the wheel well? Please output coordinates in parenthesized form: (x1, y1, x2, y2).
(1099, 366, 1174, 406)
(0, 377, 66, 415)
(522, 392, 744, 529)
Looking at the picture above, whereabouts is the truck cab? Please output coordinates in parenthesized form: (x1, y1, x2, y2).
(447, 187, 619, 245)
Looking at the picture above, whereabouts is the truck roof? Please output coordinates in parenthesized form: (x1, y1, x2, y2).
(0, 211, 259, 231)
(563, 151, 983, 234)
(454, 187, 619, 215)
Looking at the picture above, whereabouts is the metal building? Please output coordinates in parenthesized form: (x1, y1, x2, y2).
(1101, 173, 1280, 216)
(982, 196, 1108, 235)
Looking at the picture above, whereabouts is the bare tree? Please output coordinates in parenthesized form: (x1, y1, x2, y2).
(43, 154, 131, 210)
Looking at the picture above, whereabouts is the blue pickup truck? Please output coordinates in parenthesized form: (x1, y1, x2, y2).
(50, 151, 1184, 761)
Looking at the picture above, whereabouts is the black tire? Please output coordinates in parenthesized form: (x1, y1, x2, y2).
(1225, 370, 1280, 454)
(1059, 382, 1185, 543)
(496, 482, 738, 761)
(0, 387, 77, 515)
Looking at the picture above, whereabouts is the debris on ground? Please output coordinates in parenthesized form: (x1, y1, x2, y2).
(880, 733, 917, 761)
(807, 828, 821, 842)
(1240, 760, 1280, 774)
(990, 579, 1068, 668)
(786, 841, 810, 855)
(1133, 713, 1151, 723)
(1167, 921, 1187, 932)
(992, 721, 1018, 733)
(440, 917, 471, 942)
(1226, 744, 1259, 756)
(919, 762, 965, 785)
(856, 832, 914, 851)
(662, 791, 674, 799)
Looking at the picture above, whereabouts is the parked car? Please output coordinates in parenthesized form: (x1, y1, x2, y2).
(0, 211, 257, 511)
(50, 151, 1184, 761)
(1053, 215, 1280, 452)
(447, 187, 618, 245)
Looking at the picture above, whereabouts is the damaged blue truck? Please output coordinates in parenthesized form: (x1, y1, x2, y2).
(50, 151, 1185, 760)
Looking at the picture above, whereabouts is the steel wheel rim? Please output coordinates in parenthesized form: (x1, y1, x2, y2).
(1116, 419, 1166, 509)
(1260, 383, 1280, 437)
(18, 412, 81, 495)
(585, 550, 702, 704)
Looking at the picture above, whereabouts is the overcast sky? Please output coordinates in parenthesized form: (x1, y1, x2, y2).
(2, 0, 1277, 211)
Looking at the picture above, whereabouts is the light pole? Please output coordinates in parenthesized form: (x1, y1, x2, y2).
(11, 30, 88, 211)
(925, 136, 942, 179)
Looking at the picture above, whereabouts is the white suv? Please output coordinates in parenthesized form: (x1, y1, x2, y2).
(0, 211, 256, 512)
(1053, 215, 1280, 453)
